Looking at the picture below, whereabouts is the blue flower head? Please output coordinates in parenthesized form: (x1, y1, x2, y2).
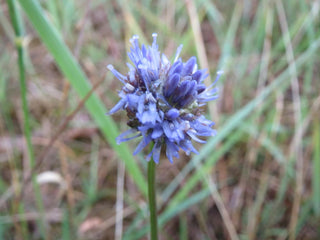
(108, 33, 221, 164)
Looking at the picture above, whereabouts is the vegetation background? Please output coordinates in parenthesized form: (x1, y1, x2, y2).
(0, 0, 320, 239)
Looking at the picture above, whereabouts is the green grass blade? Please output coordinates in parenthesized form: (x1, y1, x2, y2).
(17, 0, 147, 197)
(312, 119, 320, 216)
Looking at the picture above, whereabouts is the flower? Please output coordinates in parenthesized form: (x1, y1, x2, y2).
(108, 33, 221, 164)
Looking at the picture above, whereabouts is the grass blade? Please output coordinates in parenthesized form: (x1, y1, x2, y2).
(312, 119, 320, 216)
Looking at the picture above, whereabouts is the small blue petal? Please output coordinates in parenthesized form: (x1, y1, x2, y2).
(184, 80, 197, 98)
(134, 134, 152, 155)
(165, 139, 180, 163)
(182, 56, 197, 76)
(197, 84, 206, 93)
(180, 140, 198, 155)
(108, 98, 126, 114)
(192, 69, 208, 83)
(126, 94, 140, 109)
(178, 81, 190, 95)
(152, 141, 162, 164)
(192, 70, 202, 82)
(187, 130, 206, 143)
(116, 129, 141, 144)
(164, 73, 180, 98)
(168, 60, 183, 75)
(152, 127, 163, 139)
(162, 121, 174, 140)
(137, 94, 145, 114)
(166, 108, 179, 120)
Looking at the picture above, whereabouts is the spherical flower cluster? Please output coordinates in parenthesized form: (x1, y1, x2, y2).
(108, 33, 221, 164)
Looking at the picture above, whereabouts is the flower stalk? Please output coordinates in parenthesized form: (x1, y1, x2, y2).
(148, 158, 158, 240)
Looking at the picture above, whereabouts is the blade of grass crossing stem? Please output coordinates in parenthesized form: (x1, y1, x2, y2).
(17, 0, 147, 197)
(162, 36, 320, 206)
(312, 119, 320, 216)
(7, 0, 47, 238)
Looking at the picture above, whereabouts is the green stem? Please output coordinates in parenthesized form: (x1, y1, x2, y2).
(7, 0, 46, 238)
(148, 159, 158, 240)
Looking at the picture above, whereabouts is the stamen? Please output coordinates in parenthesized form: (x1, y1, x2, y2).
(214, 70, 224, 84)
(125, 83, 135, 92)
(107, 64, 126, 84)
(152, 33, 158, 47)
(130, 35, 140, 48)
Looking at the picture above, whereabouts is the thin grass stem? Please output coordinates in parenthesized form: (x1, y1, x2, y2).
(7, 0, 46, 238)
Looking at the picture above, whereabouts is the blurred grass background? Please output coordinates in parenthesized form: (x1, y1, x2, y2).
(1, 0, 320, 239)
